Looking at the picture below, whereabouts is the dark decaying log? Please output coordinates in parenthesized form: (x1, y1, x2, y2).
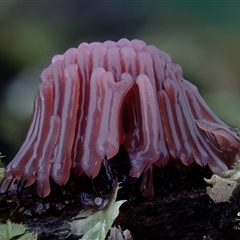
(1, 163, 240, 240)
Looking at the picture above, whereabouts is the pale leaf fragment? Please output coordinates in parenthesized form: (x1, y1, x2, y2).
(0, 220, 37, 240)
(18, 231, 38, 240)
(204, 174, 237, 203)
(223, 160, 240, 182)
(68, 184, 126, 240)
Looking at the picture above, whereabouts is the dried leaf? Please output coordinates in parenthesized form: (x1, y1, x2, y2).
(204, 174, 237, 203)
(222, 160, 240, 182)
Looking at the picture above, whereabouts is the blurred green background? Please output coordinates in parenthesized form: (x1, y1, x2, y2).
(0, 1, 240, 163)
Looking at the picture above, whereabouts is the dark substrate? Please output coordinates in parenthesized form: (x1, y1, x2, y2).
(1, 160, 240, 240)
